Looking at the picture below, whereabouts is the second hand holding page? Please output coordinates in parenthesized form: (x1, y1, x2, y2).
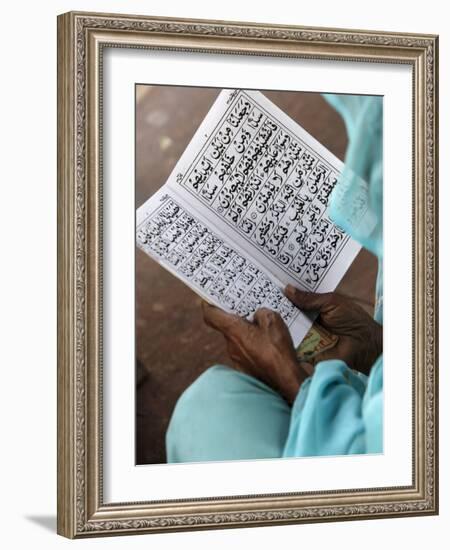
(136, 89, 362, 347)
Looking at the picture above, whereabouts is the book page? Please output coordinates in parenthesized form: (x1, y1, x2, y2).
(137, 188, 311, 346)
(136, 89, 363, 346)
(166, 89, 362, 292)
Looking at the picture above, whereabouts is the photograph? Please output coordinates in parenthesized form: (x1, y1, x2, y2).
(135, 85, 383, 465)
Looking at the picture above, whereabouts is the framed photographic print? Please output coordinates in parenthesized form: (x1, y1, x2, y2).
(57, 11, 439, 538)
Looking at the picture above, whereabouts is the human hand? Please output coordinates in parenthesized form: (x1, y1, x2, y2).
(285, 285, 382, 375)
(202, 302, 306, 404)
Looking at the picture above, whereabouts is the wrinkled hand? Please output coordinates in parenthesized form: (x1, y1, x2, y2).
(202, 302, 306, 404)
(285, 285, 382, 375)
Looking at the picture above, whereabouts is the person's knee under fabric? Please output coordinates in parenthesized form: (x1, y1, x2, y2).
(166, 364, 291, 463)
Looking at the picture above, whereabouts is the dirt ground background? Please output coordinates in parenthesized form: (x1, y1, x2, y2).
(135, 85, 378, 465)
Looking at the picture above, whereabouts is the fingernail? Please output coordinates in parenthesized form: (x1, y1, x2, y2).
(285, 284, 295, 294)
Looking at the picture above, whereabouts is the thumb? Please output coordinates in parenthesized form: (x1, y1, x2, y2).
(284, 285, 332, 312)
(202, 301, 248, 335)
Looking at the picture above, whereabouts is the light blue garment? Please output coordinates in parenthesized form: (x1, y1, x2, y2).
(166, 93, 383, 463)
(166, 364, 292, 462)
(323, 93, 383, 323)
(167, 358, 383, 462)
(283, 357, 383, 457)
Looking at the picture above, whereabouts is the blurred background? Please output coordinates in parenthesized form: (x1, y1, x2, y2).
(135, 85, 378, 464)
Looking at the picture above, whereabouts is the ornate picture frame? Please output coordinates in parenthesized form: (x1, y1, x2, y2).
(57, 11, 438, 538)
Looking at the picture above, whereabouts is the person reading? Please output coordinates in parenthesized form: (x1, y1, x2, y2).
(165, 93, 384, 462)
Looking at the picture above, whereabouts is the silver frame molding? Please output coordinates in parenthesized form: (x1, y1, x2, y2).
(57, 11, 439, 538)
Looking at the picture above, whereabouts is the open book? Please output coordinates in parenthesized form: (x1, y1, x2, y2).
(136, 89, 361, 347)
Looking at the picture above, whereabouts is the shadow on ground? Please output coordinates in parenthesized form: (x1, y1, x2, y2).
(25, 515, 56, 533)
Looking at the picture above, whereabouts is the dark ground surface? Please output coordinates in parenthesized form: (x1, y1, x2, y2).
(135, 85, 378, 465)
